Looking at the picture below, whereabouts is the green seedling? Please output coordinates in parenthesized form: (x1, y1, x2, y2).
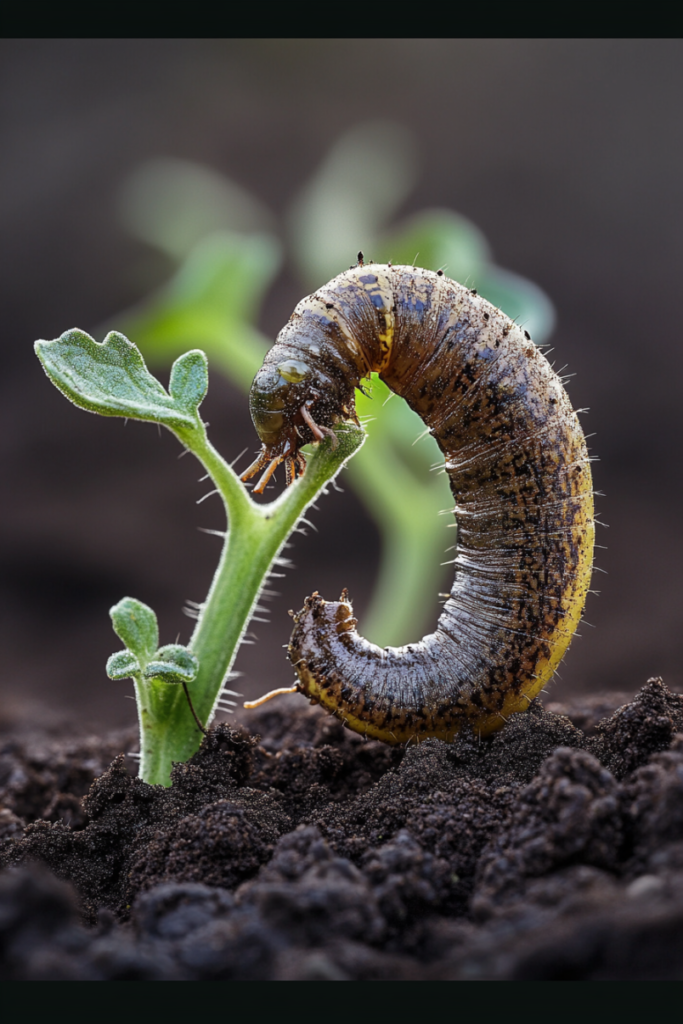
(35, 329, 363, 786)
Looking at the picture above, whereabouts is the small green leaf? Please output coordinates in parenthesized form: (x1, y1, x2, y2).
(376, 209, 490, 283)
(143, 644, 199, 684)
(35, 329, 201, 430)
(169, 349, 208, 413)
(109, 597, 159, 666)
(106, 649, 141, 680)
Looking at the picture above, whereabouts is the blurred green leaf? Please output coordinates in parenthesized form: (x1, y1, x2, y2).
(120, 157, 274, 261)
(288, 121, 417, 288)
(113, 231, 281, 390)
(377, 209, 490, 285)
(377, 208, 555, 344)
(477, 265, 556, 344)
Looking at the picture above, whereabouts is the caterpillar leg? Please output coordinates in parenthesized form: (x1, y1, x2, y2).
(241, 449, 283, 494)
(242, 447, 308, 493)
(301, 403, 338, 449)
(241, 449, 268, 481)
(285, 451, 307, 486)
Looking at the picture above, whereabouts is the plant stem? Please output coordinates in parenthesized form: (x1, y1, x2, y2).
(346, 439, 452, 647)
(137, 419, 364, 785)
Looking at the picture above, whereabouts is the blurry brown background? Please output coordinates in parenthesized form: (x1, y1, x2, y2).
(1, 39, 681, 732)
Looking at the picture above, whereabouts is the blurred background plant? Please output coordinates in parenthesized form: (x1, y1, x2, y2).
(112, 120, 555, 646)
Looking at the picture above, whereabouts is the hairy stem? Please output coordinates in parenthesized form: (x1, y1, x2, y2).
(139, 419, 364, 785)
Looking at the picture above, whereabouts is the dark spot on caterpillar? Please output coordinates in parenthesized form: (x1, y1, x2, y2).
(437, 269, 444, 276)
(243, 264, 595, 745)
(470, 288, 478, 295)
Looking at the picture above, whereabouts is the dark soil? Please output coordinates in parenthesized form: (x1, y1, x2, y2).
(2, 678, 683, 980)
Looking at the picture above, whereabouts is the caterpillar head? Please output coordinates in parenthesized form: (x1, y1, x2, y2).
(249, 359, 311, 450)
(242, 357, 351, 493)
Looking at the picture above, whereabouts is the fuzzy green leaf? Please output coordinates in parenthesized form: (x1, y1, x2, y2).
(34, 329, 205, 429)
(106, 649, 141, 680)
(143, 644, 199, 684)
(168, 349, 209, 413)
(109, 597, 159, 665)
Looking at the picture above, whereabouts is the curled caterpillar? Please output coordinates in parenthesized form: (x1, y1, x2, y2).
(242, 259, 594, 743)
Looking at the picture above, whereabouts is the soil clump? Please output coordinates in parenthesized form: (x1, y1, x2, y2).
(1, 678, 683, 980)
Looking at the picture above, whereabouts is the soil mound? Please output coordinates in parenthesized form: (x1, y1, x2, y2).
(1, 678, 683, 979)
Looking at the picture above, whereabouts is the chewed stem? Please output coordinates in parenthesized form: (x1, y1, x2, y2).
(243, 685, 299, 709)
